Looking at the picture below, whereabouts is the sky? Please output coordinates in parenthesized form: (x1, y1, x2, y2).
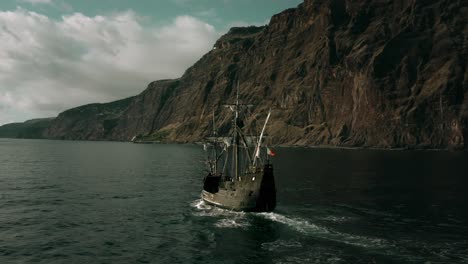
(0, 0, 302, 125)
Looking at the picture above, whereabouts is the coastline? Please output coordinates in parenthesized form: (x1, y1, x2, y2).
(1, 137, 465, 152)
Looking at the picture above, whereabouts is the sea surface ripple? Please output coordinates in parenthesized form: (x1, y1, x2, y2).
(1, 139, 467, 264)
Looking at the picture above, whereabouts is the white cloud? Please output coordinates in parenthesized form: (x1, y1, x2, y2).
(0, 9, 219, 125)
(18, 0, 53, 5)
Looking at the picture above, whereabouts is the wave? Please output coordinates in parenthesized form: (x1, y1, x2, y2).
(258, 212, 329, 234)
(317, 215, 356, 223)
(191, 199, 391, 249)
(190, 199, 209, 210)
(264, 242, 345, 264)
(189, 199, 468, 262)
(214, 218, 250, 229)
(258, 212, 391, 249)
(261, 239, 303, 251)
(190, 199, 249, 228)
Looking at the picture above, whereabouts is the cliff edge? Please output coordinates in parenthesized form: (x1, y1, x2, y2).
(2, 0, 466, 150)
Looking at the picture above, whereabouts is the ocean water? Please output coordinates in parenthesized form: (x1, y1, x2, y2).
(0, 139, 467, 264)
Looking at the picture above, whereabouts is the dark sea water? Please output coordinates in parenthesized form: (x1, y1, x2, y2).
(1, 139, 467, 264)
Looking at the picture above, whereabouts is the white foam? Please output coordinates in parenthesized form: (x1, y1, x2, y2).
(319, 215, 356, 223)
(191, 199, 248, 229)
(214, 218, 250, 229)
(258, 212, 391, 249)
(190, 199, 212, 210)
(191, 200, 391, 249)
(259, 212, 329, 234)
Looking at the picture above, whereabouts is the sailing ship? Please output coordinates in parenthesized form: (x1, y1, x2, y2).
(201, 87, 276, 212)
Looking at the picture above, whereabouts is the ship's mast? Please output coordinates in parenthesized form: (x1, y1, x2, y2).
(223, 81, 254, 180)
(212, 109, 217, 174)
(233, 81, 240, 180)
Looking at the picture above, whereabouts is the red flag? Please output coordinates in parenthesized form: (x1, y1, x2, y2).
(267, 147, 276, 156)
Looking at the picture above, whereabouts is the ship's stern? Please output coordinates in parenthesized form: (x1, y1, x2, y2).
(254, 164, 276, 212)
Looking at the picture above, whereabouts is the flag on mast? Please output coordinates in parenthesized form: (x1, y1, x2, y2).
(267, 147, 276, 157)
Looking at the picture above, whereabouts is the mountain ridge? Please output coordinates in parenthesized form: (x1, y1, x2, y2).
(1, 0, 467, 150)
(0, 118, 54, 139)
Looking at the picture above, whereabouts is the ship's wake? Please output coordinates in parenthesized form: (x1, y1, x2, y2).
(190, 199, 211, 211)
(191, 199, 393, 250)
(257, 212, 468, 262)
(258, 212, 392, 249)
(190, 199, 250, 228)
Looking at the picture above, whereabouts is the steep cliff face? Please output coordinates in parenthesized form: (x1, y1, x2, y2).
(42, 0, 466, 149)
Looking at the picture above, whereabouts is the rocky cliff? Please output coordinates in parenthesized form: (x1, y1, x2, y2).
(44, 97, 134, 140)
(8, 0, 468, 149)
(0, 118, 53, 139)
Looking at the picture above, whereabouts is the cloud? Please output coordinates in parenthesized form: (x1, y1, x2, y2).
(0, 9, 219, 125)
(18, 0, 53, 5)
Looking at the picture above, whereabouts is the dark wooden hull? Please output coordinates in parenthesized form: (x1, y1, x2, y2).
(201, 164, 276, 212)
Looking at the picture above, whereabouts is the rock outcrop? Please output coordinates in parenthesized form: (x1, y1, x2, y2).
(3, 0, 467, 149)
